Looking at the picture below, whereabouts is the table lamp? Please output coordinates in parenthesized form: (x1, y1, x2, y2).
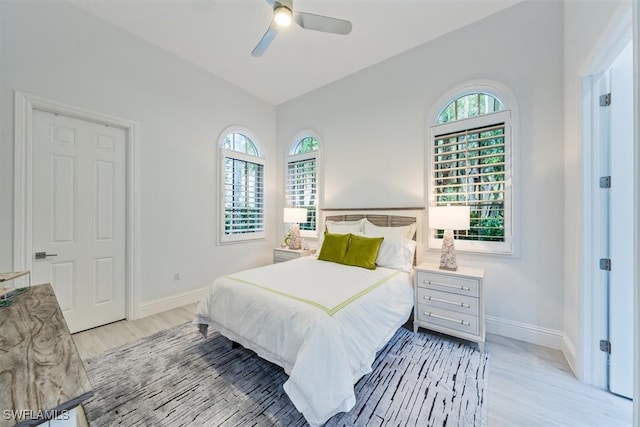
(283, 207, 307, 250)
(429, 206, 470, 271)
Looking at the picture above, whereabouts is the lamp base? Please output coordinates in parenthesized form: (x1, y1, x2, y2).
(439, 230, 458, 271)
(287, 224, 302, 250)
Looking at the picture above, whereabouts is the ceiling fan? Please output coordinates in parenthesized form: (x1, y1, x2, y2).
(252, 0, 353, 57)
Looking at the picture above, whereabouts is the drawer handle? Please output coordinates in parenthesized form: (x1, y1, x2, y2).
(424, 295, 470, 308)
(424, 312, 470, 326)
(424, 279, 471, 291)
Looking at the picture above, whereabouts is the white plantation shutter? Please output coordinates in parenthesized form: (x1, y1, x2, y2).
(286, 153, 317, 232)
(430, 109, 512, 253)
(219, 130, 265, 243)
(224, 155, 264, 235)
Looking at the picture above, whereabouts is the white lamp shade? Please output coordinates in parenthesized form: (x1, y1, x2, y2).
(283, 207, 307, 223)
(429, 206, 470, 230)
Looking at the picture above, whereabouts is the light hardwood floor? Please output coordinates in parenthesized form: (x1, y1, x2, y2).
(72, 304, 633, 426)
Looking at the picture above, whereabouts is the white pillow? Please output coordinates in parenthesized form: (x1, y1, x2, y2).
(376, 238, 417, 272)
(325, 219, 364, 234)
(363, 219, 416, 240)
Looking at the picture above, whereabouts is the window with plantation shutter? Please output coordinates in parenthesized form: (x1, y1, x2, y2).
(286, 135, 319, 237)
(219, 129, 265, 243)
(429, 93, 512, 254)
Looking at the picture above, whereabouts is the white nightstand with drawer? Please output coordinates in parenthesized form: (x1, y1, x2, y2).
(273, 247, 316, 263)
(414, 262, 485, 352)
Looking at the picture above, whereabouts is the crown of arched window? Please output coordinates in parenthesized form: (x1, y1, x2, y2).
(437, 92, 504, 124)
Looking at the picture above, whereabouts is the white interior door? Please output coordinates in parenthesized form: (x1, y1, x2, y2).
(31, 109, 126, 333)
(607, 41, 634, 399)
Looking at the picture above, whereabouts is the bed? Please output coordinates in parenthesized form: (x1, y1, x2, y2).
(194, 208, 424, 426)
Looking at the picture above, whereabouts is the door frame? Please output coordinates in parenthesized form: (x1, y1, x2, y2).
(633, 2, 639, 424)
(13, 91, 140, 322)
(581, 71, 609, 389)
(580, 2, 632, 389)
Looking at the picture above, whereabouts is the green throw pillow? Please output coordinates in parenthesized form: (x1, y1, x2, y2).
(343, 234, 384, 270)
(318, 233, 351, 264)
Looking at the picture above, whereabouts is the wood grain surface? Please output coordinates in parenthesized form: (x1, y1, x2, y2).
(0, 284, 93, 426)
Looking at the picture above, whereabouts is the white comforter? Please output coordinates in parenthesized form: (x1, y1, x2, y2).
(194, 256, 414, 426)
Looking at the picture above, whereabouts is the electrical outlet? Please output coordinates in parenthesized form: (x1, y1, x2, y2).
(173, 272, 181, 281)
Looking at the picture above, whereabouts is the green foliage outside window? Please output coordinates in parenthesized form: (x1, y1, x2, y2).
(287, 136, 319, 232)
(435, 93, 507, 244)
(437, 93, 504, 124)
(294, 137, 319, 154)
(223, 133, 264, 236)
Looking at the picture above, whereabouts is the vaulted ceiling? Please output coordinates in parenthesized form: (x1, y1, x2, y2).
(71, 0, 520, 105)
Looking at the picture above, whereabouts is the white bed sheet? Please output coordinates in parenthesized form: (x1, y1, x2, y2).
(194, 256, 414, 426)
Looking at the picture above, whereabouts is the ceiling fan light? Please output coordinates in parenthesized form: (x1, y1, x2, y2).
(274, 6, 292, 27)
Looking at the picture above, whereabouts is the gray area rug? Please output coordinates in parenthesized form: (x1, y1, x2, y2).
(83, 322, 489, 426)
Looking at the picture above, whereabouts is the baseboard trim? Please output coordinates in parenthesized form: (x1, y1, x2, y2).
(486, 315, 564, 350)
(562, 333, 578, 377)
(135, 286, 209, 319)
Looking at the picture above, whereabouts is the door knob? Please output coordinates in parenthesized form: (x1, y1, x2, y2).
(35, 251, 58, 259)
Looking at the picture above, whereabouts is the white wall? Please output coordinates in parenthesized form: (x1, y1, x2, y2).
(277, 1, 566, 344)
(0, 2, 276, 307)
(563, 0, 625, 379)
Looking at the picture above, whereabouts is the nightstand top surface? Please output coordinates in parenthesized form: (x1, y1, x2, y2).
(415, 262, 484, 279)
(274, 247, 315, 253)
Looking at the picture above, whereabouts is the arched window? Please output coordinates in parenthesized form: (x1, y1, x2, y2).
(436, 92, 504, 123)
(286, 133, 320, 236)
(219, 127, 265, 243)
(429, 86, 513, 254)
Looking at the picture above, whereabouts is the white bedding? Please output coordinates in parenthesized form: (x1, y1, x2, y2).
(194, 256, 414, 426)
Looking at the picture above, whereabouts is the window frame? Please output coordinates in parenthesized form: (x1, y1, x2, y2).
(427, 82, 516, 255)
(218, 127, 266, 244)
(285, 132, 322, 239)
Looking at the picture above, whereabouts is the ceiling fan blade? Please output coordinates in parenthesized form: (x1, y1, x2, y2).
(293, 11, 352, 35)
(251, 22, 279, 57)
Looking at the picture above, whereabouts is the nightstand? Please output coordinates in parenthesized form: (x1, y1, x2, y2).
(413, 262, 485, 352)
(273, 247, 316, 263)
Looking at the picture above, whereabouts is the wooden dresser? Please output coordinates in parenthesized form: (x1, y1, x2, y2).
(0, 284, 93, 426)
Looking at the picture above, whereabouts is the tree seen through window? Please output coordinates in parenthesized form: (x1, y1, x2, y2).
(432, 92, 510, 249)
(286, 136, 319, 233)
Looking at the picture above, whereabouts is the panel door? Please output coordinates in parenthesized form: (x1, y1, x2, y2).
(32, 109, 126, 333)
